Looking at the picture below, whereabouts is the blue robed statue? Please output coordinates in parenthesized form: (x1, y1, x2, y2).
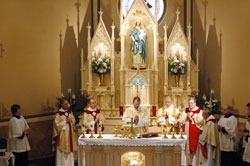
(130, 20, 147, 68)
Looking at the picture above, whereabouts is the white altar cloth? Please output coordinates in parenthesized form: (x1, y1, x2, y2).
(78, 134, 186, 146)
(78, 134, 186, 166)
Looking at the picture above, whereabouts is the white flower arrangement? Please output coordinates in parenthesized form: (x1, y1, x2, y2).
(91, 50, 111, 75)
(201, 89, 221, 114)
(168, 51, 187, 75)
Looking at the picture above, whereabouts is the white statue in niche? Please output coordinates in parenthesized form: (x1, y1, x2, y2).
(130, 20, 147, 68)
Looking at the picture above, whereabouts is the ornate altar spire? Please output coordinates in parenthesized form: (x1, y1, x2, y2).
(66, 16, 69, 27)
(98, 8, 103, 20)
(176, 8, 180, 20)
(59, 31, 62, 51)
(75, 0, 81, 38)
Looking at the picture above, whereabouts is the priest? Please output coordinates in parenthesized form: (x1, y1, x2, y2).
(122, 96, 150, 133)
(82, 98, 105, 134)
(7, 104, 31, 166)
(53, 98, 77, 166)
(199, 108, 220, 166)
(218, 105, 238, 166)
(180, 96, 204, 166)
(156, 96, 180, 133)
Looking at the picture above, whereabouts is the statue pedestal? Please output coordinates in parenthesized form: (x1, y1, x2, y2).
(95, 86, 108, 92)
(95, 86, 108, 110)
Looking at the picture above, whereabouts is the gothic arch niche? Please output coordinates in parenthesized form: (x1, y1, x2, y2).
(124, 22, 154, 69)
(121, 151, 145, 166)
(90, 42, 111, 86)
(129, 77, 147, 105)
(167, 11, 189, 89)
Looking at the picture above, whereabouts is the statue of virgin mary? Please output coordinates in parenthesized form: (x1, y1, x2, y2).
(130, 20, 147, 68)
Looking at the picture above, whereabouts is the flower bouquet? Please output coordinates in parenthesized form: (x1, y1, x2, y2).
(201, 89, 221, 114)
(168, 51, 187, 75)
(168, 51, 187, 86)
(91, 50, 110, 85)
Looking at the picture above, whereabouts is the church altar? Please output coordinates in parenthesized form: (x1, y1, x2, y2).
(81, 0, 199, 113)
(78, 0, 199, 164)
(78, 134, 186, 166)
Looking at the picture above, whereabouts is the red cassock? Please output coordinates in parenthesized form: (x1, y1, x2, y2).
(85, 109, 101, 134)
(55, 110, 74, 152)
(183, 107, 202, 154)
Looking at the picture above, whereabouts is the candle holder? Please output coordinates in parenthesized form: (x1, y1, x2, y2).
(179, 124, 185, 139)
(81, 125, 87, 139)
(162, 125, 168, 139)
(89, 124, 95, 139)
(89, 131, 95, 139)
(114, 125, 119, 137)
(97, 131, 103, 139)
(171, 124, 176, 139)
(97, 123, 103, 139)
(120, 127, 125, 138)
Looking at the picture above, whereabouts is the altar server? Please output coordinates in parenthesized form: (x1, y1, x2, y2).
(53, 98, 77, 166)
(82, 98, 105, 134)
(218, 105, 238, 166)
(156, 96, 181, 133)
(199, 108, 220, 166)
(7, 104, 31, 166)
(243, 129, 250, 165)
(122, 96, 150, 133)
(180, 96, 204, 166)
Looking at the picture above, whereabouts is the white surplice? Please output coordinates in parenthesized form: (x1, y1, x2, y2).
(7, 116, 30, 153)
(218, 114, 238, 152)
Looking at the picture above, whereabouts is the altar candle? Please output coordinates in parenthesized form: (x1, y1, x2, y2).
(119, 106, 123, 116)
(152, 106, 156, 117)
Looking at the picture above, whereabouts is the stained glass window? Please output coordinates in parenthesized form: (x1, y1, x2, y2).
(122, 0, 166, 21)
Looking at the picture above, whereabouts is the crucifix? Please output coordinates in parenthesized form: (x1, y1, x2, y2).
(127, 118, 135, 138)
(136, 79, 141, 97)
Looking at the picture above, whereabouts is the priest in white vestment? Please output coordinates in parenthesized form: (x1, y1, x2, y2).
(7, 104, 31, 166)
(218, 105, 238, 166)
(179, 97, 204, 166)
(199, 109, 220, 166)
(53, 98, 77, 166)
(122, 96, 150, 134)
(81, 98, 105, 134)
(156, 96, 180, 134)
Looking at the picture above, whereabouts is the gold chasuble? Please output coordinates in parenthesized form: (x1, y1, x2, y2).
(122, 106, 150, 132)
(156, 104, 180, 133)
(52, 109, 77, 153)
(199, 115, 220, 165)
(82, 107, 105, 134)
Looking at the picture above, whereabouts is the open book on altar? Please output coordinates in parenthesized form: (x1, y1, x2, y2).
(141, 132, 161, 138)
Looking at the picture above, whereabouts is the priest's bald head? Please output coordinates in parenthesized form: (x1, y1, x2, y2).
(165, 96, 172, 107)
(202, 108, 213, 120)
(222, 105, 232, 115)
(60, 98, 69, 110)
(88, 98, 97, 109)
